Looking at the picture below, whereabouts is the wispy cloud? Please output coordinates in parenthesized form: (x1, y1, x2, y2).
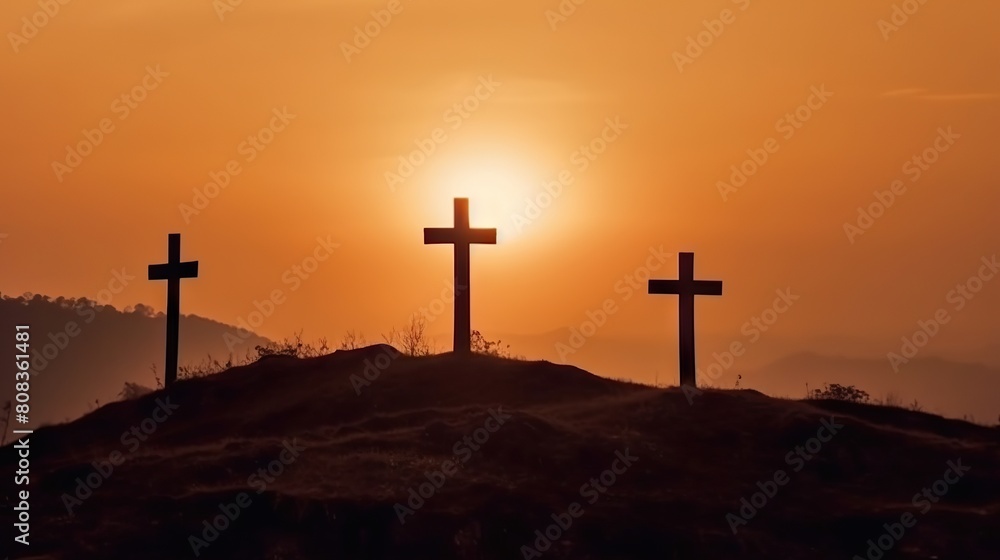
(880, 88, 999, 102)
(881, 88, 927, 97)
(916, 93, 1000, 102)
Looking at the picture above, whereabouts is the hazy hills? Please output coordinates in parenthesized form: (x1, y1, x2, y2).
(0, 294, 270, 427)
(496, 330, 1000, 422)
(746, 352, 1000, 424)
(3, 346, 997, 559)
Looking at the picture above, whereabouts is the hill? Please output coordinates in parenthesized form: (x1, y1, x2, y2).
(3, 346, 998, 559)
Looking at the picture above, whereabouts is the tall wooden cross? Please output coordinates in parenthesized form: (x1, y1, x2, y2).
(648, 252, 723, 387)
(424, 198, 496, 354)
(149, 233, 199, 387)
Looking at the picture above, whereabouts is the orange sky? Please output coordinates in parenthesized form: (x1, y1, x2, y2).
(2, 0, 999, 384)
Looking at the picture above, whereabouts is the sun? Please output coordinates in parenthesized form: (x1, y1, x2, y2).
(430, 155, 540, 242)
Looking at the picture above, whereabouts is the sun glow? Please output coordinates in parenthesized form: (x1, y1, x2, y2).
(431, 155, 541, 243)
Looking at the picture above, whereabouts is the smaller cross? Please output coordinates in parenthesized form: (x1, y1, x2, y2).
(648, 252, 723, 387)
(149, 233, 199, 387)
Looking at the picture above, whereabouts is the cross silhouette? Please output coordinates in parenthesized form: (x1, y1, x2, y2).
(149, 233, 199, 387)
(424, 198, 496, 354)
(648, 252, 723, 387)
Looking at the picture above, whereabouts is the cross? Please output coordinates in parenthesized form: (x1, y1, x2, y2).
(149, 233, 199, 387)
(424, 198, 496, 354)
(648, 252, 723, 387)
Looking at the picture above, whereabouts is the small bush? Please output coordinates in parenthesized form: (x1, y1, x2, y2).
(339, 329, 367, 350)
(382, 315, 434, 356)
(470, 330, 521, 359)
(809, 383, 870, 404)
(254, 330, 329, 359)
(118, 382, 153, 400)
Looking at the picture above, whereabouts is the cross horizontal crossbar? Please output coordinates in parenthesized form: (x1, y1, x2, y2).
(148, 261, 199, 280)
(424, 228, 497, 245)
(648, 279, 722, 296)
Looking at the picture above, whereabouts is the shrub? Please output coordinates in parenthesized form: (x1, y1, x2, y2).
(809, 383, 870, 404)
(382, 315, 434, 356)
(470, 330, 521, 359)
(254, 330, 329, 359)
(339, 329, 367, 350)
(118, 382, 152, 400)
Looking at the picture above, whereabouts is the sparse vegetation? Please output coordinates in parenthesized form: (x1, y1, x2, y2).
(879, 391, 903, 408)
(118, 382, 152, 400)
(808, 383, 871, 404)
(806, 385, 932, 415)
(807, 384, 932, 413)
(155, 332, 333, 387)
(339, 329, 367, 350)
(149, 319, 527, 389)
(470, 330, 522, 359)
(254, 330, 329, 359)
(382, 315, 434, 356)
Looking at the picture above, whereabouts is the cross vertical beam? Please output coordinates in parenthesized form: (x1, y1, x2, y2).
(454, 200, 472, 355)
(148, 233, 199, 387)
(648, 252, 723, 387)
(424, 198, 496, 354)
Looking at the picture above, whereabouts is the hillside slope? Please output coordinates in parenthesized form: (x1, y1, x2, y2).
(3, 346, 998, 559)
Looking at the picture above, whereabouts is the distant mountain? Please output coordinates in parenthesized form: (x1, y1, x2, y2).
(0, 294, 270, 427)
(4, 346, 997, 558)
(744, 352, 1000, 423)
(497, 330, 1000, 422)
